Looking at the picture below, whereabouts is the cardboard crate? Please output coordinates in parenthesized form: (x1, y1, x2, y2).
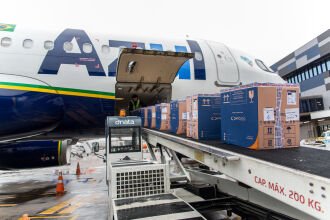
(190, 94, 221, 140)
(147, 106, 156, 128)
(156, 103, 171, 130)
(220, 83, 300, 150)
(170, 99, 187, 134)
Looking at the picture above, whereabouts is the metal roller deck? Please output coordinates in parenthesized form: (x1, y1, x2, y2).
(142, 128, 330, 220)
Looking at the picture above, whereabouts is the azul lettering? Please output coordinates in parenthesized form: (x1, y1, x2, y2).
(38, 29, 207, 80)
(38, 29, 106, 76)
(231, 116, 246, 121)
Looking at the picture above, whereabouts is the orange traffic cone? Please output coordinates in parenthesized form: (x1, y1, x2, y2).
(22, 214, 30, 220)
(142, 143, 148, 149)
(76, 162, 81, 175)
(56, 171, 65, 195)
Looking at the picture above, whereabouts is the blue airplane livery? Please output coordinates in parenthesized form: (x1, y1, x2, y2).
(0, 24, 283, 168)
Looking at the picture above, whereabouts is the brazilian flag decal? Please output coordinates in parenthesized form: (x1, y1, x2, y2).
(0, 23, 16, 32)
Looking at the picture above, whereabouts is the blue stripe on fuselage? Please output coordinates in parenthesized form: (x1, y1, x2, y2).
(175, 46, 191, 79)
(187, 40, 206, 80)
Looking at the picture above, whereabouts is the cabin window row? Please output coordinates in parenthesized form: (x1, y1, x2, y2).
(0, 37, 111, 54)
(286, 58, 330, 84)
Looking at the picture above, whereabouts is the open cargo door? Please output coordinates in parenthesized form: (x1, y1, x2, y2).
(115, 48, 194, 114)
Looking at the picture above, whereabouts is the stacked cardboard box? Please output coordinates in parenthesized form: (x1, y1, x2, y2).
(156, 103, 171, 130)
(220, 83, 300, 150)
(170, 99, 187, 134)
(189, 94, 221, 140)
(147, 106, 156, 128)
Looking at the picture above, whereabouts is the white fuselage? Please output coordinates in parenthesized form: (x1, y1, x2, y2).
(0, 26, 284, 141)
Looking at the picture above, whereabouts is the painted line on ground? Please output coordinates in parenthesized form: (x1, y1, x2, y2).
(17, 215, 78, 220)
(0, 204, 17, 207)
(39, 196, 79, 215)
(58, 194, 98, 214)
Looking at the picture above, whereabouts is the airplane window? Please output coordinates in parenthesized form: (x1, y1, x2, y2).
(83, 43, 92, 53)
(44, 41, 54, 50)
(102, 45, 110, 54)
(23, 39, 33, 49)
(1, 37, 11, 47)
(63, 42, 73, 52)
(255, 59, 273, 72)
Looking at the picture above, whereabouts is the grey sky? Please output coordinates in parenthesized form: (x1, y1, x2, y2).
(0, 0, 329, 66)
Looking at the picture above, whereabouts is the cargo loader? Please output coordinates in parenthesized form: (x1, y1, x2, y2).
(108, 48, 329, 219)
(105, 116, 206, 220)
(142, 128, 330, 220)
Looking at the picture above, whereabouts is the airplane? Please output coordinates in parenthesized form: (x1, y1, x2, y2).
(0, 23, 284, 169)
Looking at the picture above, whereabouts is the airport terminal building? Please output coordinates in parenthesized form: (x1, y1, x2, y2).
(271, 29, 330, 139)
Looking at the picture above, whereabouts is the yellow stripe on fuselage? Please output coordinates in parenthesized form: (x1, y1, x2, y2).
(0, 85, 57, 94)
(56, 90, 115, 99)
(0, 85, 115, 100)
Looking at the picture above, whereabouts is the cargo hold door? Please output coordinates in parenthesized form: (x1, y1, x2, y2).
(115, 48, 194, 113)
(206, 41, 240, 86)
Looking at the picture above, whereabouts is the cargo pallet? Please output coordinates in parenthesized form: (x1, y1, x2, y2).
(143, 128, 330, 220)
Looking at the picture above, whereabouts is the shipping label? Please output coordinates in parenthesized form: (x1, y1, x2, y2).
(162, 107, 167, 113)
(287, 91, 297, 105)
(264, 108, 274, 121)
(161, 114, 167, 120)
(193, 110, 198, 119)
(285, 108, 299, 121)
(193, 100, 197, 109)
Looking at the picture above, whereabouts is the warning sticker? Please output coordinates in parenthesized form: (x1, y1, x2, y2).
(152, 113, 156, 118)
(285, 108, 299, 121)
(182, 112, 187, 120)
(264, 108, 274, 121)
(193, 110, 198, 119)
(161, 114, 167, 120)
(193, 100, 197, 109)
(162, 107, 167, 113)
(287, 91, 297, 105)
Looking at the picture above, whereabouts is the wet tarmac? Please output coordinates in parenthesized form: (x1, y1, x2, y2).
(0, 155, 108, 220)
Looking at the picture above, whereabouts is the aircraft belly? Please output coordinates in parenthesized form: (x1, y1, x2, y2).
(0, 86, 116, 141)
(0, 87, 64, 141)
(55, 95, 115, 130)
